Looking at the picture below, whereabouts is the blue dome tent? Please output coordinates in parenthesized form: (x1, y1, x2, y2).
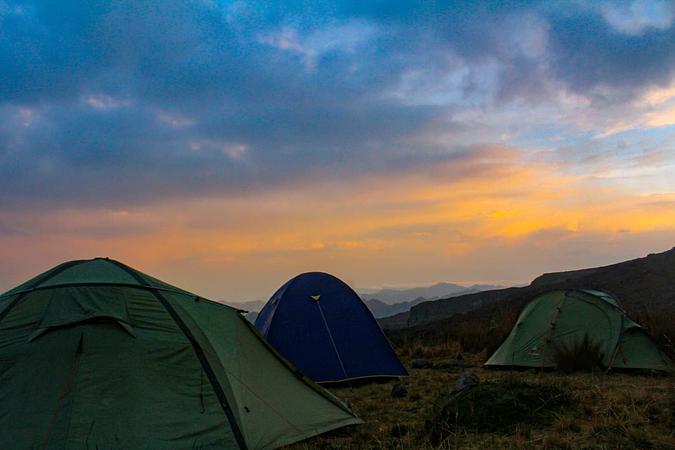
(255, 272, 408, 383)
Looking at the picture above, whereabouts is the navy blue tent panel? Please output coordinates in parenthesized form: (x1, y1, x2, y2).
(255, 272, 408, 383)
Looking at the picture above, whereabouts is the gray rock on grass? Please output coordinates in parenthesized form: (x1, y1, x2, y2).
(391, 382, 408, 398)
(455, 370, 480, 392)
(411, 358, 434, 369)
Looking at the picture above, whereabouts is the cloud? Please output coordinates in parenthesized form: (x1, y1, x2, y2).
(600, 0, 674, 36)
(547, 7, 675, 97)
(2, 142, 674, 300)
(1, 1, 675, 299)
(1, 1, 675, 212)
(259, 19, 378, 71)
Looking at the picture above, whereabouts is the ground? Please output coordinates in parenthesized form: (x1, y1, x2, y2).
(286, 351, 675, 450)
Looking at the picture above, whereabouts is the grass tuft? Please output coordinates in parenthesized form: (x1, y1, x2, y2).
(553, 334, 605, 374)
(424, 379, 575, 445)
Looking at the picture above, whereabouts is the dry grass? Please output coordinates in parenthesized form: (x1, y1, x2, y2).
(286, 348, 675, 450)
(288, 307, 674, 449)
(552, 334, 606, 374)
(388, 305, 519, 359)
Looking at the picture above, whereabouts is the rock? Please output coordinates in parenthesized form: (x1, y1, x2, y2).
(391, 382, 407, 398)
(411, 358, 434, 369)
(455, 370, 480, 392)
(449, 352, 465, 367)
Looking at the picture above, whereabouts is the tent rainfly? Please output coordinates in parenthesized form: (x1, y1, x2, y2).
(485, 289, 673, 372)
(255, 272, 408, 383)
(0, 258, 361, 450)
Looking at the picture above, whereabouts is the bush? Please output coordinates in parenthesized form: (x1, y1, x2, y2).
(387, 304, 519, 358)
(424, 379, 574, 444)
(553, 334, 605, 373)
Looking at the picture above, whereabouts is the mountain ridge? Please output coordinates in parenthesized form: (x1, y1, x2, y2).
(228, 282, 504, 321)
(379, 247, 675, 330)
(359, 282, 503, 305)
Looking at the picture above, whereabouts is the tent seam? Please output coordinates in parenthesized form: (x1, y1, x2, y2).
(105, 259, 249, 450)
(0, 259, 87, 327)
(239, 317, 358, 415)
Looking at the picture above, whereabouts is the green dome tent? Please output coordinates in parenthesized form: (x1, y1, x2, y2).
(0, 258, 361, 450)
(485, 289, 673, 372)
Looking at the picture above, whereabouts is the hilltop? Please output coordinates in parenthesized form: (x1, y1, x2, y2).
(380, 247, 675, 330)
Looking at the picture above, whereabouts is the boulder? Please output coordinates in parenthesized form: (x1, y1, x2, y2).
(455, 370, 480, 392)
(411, 358, 434, 369)
(391, 382, 408, 398)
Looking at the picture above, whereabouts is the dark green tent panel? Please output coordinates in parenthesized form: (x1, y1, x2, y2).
(485, 289, 673, 372)
(0, 258, 361, 450)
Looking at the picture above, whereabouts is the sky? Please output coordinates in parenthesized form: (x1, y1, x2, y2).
(1, 0, 675, 303)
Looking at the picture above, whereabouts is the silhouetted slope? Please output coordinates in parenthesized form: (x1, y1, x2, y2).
(380, 247, 675, 329)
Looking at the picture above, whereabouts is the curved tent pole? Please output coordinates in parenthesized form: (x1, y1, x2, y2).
(540, 293, 567, 372)
(606, 313, 625, 371)
(314, 300, 350, 382)
(0, 259, 86, 326)
(107, 259, 249, 450)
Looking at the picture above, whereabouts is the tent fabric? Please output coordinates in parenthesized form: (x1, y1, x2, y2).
(0, 258, 361, 450)
(255, 272, 408, 383)
(485, 289, 673, 372)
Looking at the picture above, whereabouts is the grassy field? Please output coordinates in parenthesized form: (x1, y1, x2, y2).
(287, 349, 675, 449)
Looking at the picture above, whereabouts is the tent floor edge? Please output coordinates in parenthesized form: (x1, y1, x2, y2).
(269, 417, 364, 450)
(238, 315, 360, 418)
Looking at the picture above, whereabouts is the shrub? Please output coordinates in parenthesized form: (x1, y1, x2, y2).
(424, 379, 574, 444)
(387, 304, 519, 359)
(553, 334, 605, 373)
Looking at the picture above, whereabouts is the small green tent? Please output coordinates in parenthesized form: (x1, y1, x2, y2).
(485, 289, 673, 372)
(0, 258, 362, 450)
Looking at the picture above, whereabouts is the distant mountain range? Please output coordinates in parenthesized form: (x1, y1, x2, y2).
(359, 283, 503, 318)
(226, 300, 265, 323)
(230, 300, 266, 314)
(379, 247, 675, 330)
(228, 282, 504, 321)
(358, 282, 503, 305)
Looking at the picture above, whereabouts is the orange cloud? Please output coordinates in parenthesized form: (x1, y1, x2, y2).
(1, 146, 674, 302)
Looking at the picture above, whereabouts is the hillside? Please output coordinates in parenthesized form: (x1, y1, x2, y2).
(380, 247, 675, 330)
(365, 285, 502, 318)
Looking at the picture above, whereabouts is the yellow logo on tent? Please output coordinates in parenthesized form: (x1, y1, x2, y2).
(310, 295, 321, 302)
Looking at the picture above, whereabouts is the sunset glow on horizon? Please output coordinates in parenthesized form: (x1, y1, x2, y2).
(1, 1, 675, 302)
